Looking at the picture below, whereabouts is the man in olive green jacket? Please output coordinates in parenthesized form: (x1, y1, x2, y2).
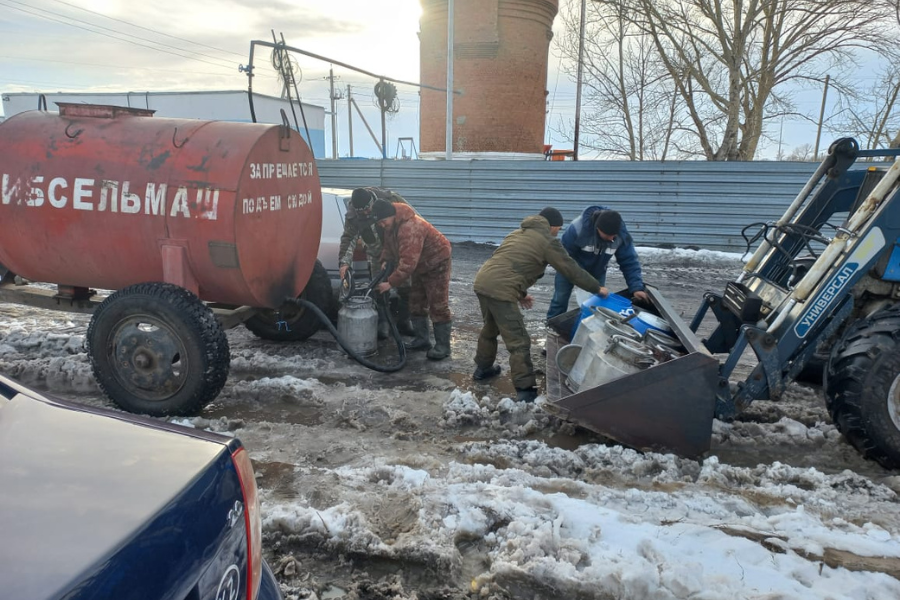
(473, 207, 608, 403)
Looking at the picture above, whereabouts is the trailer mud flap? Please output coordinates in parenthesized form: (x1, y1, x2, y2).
(545, 335, 719, 459)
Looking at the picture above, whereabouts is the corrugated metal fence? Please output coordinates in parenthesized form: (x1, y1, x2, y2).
(318, 159, 822, 252)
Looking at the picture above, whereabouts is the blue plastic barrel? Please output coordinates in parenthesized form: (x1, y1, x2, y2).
(570, 292, 634, 338)
(630, 309, 673, 335)
(629, 317, 652, 336)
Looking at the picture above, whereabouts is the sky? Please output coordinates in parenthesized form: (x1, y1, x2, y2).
(0, 0, 868, 160)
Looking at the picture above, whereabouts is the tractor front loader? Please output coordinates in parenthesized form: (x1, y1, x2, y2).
(545, 138, 900, 469)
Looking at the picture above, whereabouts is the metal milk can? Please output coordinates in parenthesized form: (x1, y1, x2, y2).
(571, 306, 628, 348)
(579, 335, 658, 390)
(337, 296, 379, 357)
(642, 328, 685, 362)
(566, 318, 642, 392)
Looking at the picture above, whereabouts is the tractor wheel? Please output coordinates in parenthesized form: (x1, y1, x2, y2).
(245, 260, 335, 342)
(86, 282, 230, 417)
(824, 304, 900, 469)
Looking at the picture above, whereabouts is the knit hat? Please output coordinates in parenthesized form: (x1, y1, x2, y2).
(593, 209, 622, 236)
(538, 207, 564, 227)
(371, 199, 396, 221)
(350, 187, 376, 209)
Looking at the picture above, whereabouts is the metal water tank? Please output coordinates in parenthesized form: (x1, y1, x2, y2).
(0, 104, 322, 309)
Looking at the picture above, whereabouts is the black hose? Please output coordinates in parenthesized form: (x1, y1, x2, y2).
(284, 296, 407, 373)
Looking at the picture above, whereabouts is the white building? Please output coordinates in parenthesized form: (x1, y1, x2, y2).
(1, 90, 326, 158)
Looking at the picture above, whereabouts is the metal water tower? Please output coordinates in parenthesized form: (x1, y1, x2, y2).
(419, 0, 559, 156)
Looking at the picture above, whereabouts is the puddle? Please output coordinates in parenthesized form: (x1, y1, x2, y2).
(446, 371, 517, 399)
(253, 461, 299, 499)
(711, 445, 894, 480)
(205, 398, 323, 426)
(534, 429, 603, 451)
(321, 586, 347, 599)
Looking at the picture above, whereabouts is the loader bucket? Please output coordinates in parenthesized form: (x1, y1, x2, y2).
(544, 286, 720, 459)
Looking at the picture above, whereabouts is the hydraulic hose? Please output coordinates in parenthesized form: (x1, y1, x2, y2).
(283, 295, 408, 373)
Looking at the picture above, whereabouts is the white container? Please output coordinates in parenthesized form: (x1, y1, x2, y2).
(643, 328, 682, 349)
(556, 344, 581, 376)
(566, 319, 642, 391)
(579, 335, 658, 390)
(573, 309, 636, 346)
(570, 304, 626, 342)
(633, 308, 674, 334)
(337, 296, 379, 357)
(642, 329, 685, 362)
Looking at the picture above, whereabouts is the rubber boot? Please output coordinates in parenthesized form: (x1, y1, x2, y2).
(404, 317, 432, 351)
(515, 387, 539, 403)
(394, 288, 416, 337)
(427, 321, 452, 361)
(473, 364, 502, 381)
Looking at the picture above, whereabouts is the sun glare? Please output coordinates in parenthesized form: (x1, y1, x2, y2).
(80, 0, 117, 13)
(326, 1, 422, 79)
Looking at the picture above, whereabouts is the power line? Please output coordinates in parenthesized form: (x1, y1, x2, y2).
(0, 76, 99, 88)
(0, 0, 236, 71)
(43, 0, 247, 59)
(0, 54, 235, 76)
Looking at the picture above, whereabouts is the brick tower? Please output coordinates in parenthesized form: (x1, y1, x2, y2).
(419, 0, 559, 156)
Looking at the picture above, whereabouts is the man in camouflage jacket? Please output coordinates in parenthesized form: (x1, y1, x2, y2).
(338, 187, 414, 337)
(473, 207, 607, 403)
(372, 200, 453, 360)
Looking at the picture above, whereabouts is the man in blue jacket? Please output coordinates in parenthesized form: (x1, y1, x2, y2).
(546, 206, 648, 321)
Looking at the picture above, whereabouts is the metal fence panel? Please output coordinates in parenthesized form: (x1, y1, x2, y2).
(317, 159, 822, 251)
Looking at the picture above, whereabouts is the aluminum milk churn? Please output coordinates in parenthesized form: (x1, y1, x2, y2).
(579, 335, 658, 390)
(566, 318, 642, 392)
(337, 297, 379, 357)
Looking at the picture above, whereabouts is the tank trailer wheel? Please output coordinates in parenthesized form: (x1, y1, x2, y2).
(86, 282, 230, 417)
(825, 304, 900, 469)
(245, 260, 335, 342)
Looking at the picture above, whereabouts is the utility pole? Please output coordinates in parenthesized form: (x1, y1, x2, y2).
(573, 0, 586, 161)
(777, 114, 785, 160)
(347, 84, 354, 158)
(814, 74, 830, 159)
(379, 78, 387, 159)
(327, 67, 340, 159)
(446, 0, 454, 160)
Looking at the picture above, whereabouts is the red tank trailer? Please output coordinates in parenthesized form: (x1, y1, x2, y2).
(0, 104, 329, 416)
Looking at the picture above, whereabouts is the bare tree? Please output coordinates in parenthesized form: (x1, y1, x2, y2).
(557, 2, 683, 160)
(560, 0, 898, 160)
(784, 143, 817, 162)
(829, 70, 900, 150)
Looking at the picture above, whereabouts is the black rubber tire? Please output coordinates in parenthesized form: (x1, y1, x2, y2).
(86, 282, 230, 417)
(825, 304, 900, 469)
(244, 260, 335, 341)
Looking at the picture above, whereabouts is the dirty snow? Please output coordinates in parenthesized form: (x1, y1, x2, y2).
(2, 245, 899, 599)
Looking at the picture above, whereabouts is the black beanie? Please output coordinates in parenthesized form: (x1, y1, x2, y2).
(351, 187, 376, 208)
(538, 206, 564, 227)
(371, 199, 396, 221)
(593, 209, 622, 236)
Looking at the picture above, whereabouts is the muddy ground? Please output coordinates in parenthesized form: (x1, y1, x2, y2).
(1, 242, 897, 599)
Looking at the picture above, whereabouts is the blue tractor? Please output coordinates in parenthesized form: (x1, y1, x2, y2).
(546, 138, 900, 469)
